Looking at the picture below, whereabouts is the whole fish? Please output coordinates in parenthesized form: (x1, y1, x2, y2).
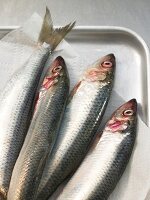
(37, 53, 116, 200)
(7, 56, 70, 200)
(57, 99, 137, 200)
(0, 8, 74, 200)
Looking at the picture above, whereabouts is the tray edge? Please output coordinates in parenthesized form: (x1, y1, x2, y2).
(0, 25, 149, 126)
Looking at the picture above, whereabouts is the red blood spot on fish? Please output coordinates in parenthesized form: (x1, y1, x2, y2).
(43, 77, 54, 89)
(43, 72, 59, 89)
(110, 121, 122, 128)
(108, 121, 122, 132)
(34, 74, 59, 112)
(34, 63, 61, 112)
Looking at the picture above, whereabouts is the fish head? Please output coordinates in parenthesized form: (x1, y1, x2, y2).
(105, 99, 137, 133)
(42, 56, 69, 90)
(84, 53, 115, 82)
(34, 56, 69, 111)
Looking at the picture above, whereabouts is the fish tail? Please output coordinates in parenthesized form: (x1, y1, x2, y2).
(0, 187, 7, 200)
(38, 7, 76, 51)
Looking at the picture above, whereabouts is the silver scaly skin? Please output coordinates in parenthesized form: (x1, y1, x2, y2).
(57, 99, 137, 200)
(37, 54, 116, 200)
(0, 7, 75, 200)
(0, 46, 49, 199)
(7, 56, 70, 200)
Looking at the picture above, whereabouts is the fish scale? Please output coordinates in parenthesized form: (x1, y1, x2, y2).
(0, 47, 49, 199)
(7, 56, 70, 200)
(0, 7, 75, 199)
(37, 54, 115, 200)
(57, 99, 137, 200)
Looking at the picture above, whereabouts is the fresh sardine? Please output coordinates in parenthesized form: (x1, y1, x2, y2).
(37, 54, 116, 200)
(7, 56, 70, 200)
(57, 99, 137, 200)
(0, 8, 74, 199)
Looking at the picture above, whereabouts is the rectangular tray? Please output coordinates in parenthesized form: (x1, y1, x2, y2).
(0, 26, 150, 127)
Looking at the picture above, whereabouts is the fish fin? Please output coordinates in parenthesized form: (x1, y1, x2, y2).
(38, 7, 53, 44)
(0, 187, 7, 200)
(38, 7, 76, 51)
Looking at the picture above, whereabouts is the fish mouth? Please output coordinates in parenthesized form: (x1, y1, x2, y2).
(43, 56, 66, 89)
(106, 99, 137, 133)
(102, 53, 116, 63)
(123, 98, 137, 114)
(99, 53, 116, 70)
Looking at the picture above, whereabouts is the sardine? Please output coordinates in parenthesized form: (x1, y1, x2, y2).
(57, 99, 137, 200)
(0, 7, 75, 199)
(7, 56, 70, 200)
(37, 54, 116, 200)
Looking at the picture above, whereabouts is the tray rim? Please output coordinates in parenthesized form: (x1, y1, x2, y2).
(0, 25, 149, 126)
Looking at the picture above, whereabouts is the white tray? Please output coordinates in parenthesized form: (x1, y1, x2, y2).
(0, 26, 149, 127)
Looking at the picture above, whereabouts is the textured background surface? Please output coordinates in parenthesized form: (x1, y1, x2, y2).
(0, 0, 150, 46)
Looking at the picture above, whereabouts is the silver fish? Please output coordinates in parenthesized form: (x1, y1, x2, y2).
(57, 99, 137, 200)
(37, 54, 116, 200)
(7, 56, 70, 200)
(0, 7, 75, 199)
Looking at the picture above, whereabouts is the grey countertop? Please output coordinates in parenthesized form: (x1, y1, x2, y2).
(1, 0, 150, 46)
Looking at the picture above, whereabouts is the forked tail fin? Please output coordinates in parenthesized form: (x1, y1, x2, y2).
(38, 7, 75, 51)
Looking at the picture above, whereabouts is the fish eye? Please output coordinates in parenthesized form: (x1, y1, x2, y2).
(123, 109, 134, 116)
(52, 65, 62, 73)
(102, 61, 112, 68)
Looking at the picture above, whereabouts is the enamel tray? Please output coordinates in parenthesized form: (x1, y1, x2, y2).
(0, 26, 150, 127)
